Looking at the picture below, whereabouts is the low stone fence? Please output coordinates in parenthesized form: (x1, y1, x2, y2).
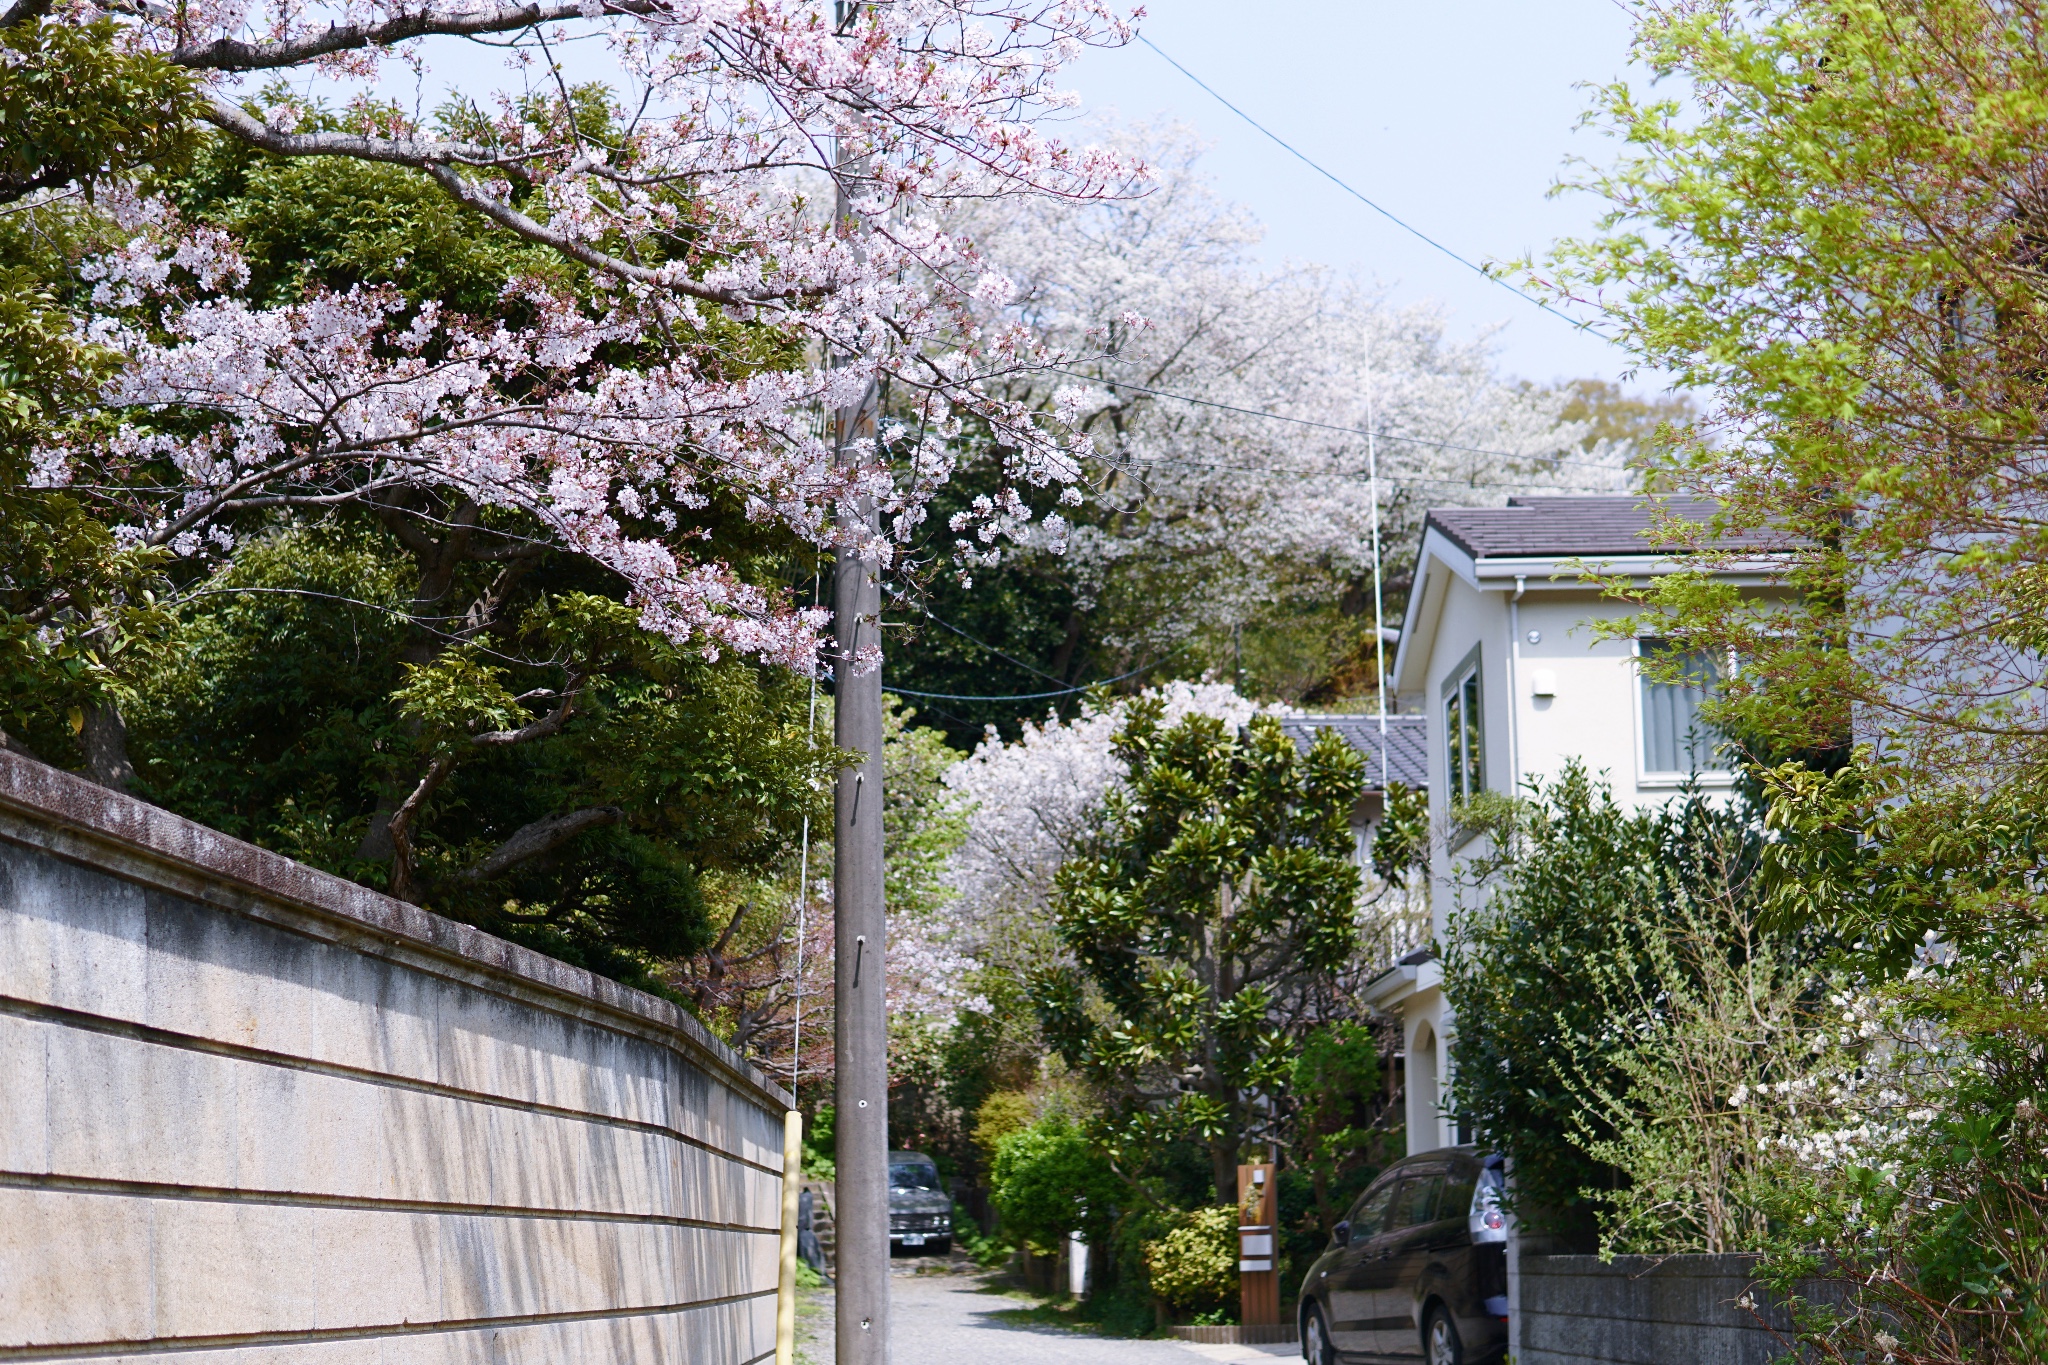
(0, 751, 790, 1365)
(1519, 1253, 1814, 1365)
(1166, 1324, 1298, 1345)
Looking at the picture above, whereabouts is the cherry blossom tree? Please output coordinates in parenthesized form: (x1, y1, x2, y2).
(943, 680, 1263, 941)
(947, 127, 1633, 665)
(22, 0, 1140, 674)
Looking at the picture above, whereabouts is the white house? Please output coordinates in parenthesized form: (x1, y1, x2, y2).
(1362, 495, 1784, 1155)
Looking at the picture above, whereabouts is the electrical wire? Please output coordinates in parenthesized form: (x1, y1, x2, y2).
(884, 643, 1189, 703)
(1137, 34, 1612, 340)
(1109, 449, 1626, 494)
(895, 595, 1071, 687)
(789, 571, 820, 1101)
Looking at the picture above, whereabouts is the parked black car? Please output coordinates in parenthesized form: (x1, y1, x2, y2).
(1298, 1147, 1509, 1364)
(887, 1150, 952, 1255)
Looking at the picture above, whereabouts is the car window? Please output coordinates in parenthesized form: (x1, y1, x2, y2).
(889, 1164, 941, 1191)
(1347, 1180, 1398, 1238)
(1388, 1174, 1445, 1231)
(1440, 1175, 1476, 1223)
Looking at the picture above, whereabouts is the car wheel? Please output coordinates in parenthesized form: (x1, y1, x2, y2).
(929, 1237, 951, 1256)
(1424, 1303, 1464, 1365)
(1302, 1303, 1335, 1365)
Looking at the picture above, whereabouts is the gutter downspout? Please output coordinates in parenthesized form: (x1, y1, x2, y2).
(1505, 575, 1526, 799)
(1504, 573, 1526, 1364)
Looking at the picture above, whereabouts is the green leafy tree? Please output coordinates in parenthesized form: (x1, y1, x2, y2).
(1289, 1022, 1390, 1235)
(988, 1114, 1126, 1253)
(1534, 0, 2048, 1352)
(1034, 702, 1368, 1202)
(125, 524, 837, 996)
(0, 13, 194, 204)
(1541, 0, 2048, 799)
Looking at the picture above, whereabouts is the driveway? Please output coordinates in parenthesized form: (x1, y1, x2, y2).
(796, 1260, 1297, 1365)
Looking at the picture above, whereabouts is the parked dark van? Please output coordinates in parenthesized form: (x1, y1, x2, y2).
(1297, 1147, 1509, 1364)
(886, 1150, 952, 1255)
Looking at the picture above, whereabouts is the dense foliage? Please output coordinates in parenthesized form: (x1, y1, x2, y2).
(1287, 1021, 1393, 1234)
(1035, 703, 1369, 1201)
(1528, 1, 2048, 1354)
(1444, 764, 1834, 1253)
(988, 1114, 1126, 1254)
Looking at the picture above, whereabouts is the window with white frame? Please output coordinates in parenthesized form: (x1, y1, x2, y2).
(1443, 655, 1483, 805)
(1637, 638, 1728, 776)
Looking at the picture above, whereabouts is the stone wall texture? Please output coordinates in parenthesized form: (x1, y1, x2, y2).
(1520, 1253, 1808, 1365)
(0, 750, 790, 1365)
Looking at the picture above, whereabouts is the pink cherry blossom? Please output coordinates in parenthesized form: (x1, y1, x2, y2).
(41, 0, 1145, 666)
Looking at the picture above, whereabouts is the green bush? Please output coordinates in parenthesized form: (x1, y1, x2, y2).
(1444, 763, 1758, 1242)
(988, 1116, 1123, 1253)
(1142, 1206, 1238, 1319)
(801, 1105, 835, 1181)
(1444, 762, 1836, 1255)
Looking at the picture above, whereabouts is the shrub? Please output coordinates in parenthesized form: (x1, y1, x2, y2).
(1142, 1206, 1238, 1319)
(1444, 761, 1830, 1252)
(988, 1115, 1123, 1253)
(973, 1090, 1035, 1162)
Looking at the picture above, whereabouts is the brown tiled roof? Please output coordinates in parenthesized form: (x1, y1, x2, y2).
(1425, 495, 1772, 559)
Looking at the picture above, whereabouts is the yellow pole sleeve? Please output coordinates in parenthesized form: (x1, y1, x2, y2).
(776, 1109, 802, 1365)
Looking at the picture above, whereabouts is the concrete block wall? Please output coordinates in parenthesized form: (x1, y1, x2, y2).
(0, 750, 791, 1365)
(1519, 1254, 1809, 1365)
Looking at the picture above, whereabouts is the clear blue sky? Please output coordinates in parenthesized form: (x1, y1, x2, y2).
(1059, 0, 1648, 388)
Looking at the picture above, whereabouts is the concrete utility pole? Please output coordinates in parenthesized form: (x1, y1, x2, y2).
(830, 26, 890, 1356)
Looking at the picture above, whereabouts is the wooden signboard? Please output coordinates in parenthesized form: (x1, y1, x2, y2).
(1237, 1162, 1280, 1327)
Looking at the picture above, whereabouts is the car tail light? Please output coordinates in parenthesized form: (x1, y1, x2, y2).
(1468, 1165, 1508, 1244)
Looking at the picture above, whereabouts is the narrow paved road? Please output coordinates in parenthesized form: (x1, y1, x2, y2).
(797, 1264, 1298, 1365)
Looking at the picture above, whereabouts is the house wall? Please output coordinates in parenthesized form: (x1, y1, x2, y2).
(1422, 579, 1728, 939)
(1403, 571, 1737, 1158)
(1513, 589, 1726, 803)
(0, 751, 787, 1365)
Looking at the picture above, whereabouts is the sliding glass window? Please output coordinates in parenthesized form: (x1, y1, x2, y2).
(1638, 638, 1727, 777)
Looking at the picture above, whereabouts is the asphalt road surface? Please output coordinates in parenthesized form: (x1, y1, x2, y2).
(796, 1260, 1297, 1365)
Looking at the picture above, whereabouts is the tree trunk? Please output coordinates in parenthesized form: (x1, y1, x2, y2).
(82, 702, 137, 792)
(1048, 608, 1085, 683)
(1211, 1137, 1238, 1206)
(1209, 882, 1240, 1203)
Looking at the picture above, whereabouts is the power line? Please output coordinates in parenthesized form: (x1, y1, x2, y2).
(885, 645, 1188, 703)
(1136, 35, 1611, 340)
(1052, 366, 1627, 471)
(896, 596, 1071, 687)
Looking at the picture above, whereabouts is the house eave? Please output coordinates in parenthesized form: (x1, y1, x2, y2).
(1361, 958, 1442, 1012)
(1466, 552, 1793, 586)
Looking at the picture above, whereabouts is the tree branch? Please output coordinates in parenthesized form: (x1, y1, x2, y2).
(456, 804, 622, 882)
(472, 673, 584, 746)
(385, 751, 456, 902)
(169, 0, 645, 70)
(199, 96, 795, 306)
